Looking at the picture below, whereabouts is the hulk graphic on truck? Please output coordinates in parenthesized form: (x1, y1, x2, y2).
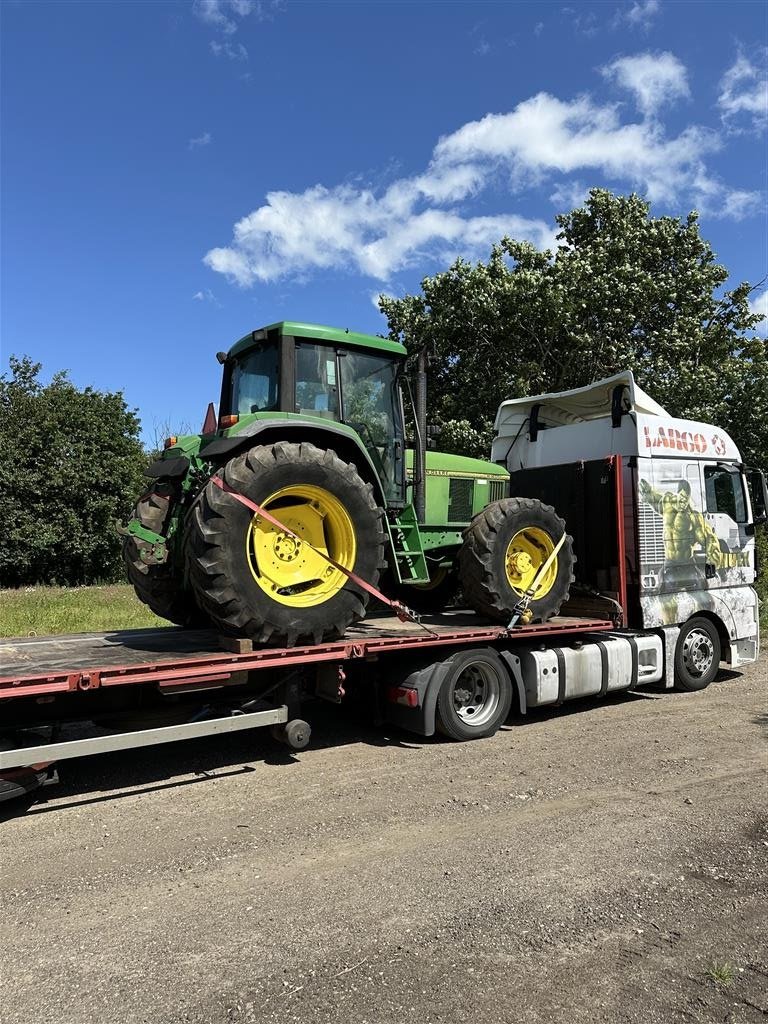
(638, 477, 722, 591)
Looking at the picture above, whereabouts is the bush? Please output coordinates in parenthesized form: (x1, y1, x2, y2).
(0, 356, 147, 586)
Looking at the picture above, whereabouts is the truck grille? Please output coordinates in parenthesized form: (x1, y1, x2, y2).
(638, 503, 665, 563)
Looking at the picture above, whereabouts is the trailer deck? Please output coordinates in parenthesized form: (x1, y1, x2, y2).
(0, 612, 613, 699)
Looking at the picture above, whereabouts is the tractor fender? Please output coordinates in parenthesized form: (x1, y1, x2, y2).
(200, 419, 388, 509)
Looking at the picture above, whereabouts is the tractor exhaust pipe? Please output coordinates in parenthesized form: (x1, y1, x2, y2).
(414, 347, 427, 524)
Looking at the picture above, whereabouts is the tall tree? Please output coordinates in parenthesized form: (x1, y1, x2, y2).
(0, 357, 147, 587)
(380, 189, 767, 465)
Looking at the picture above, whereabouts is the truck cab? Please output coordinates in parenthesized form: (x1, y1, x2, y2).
(492, 371, 765, 670)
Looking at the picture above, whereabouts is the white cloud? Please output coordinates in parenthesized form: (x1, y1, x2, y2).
(205, 69, 759, 287)
(188, 131, 212, 150)
(621, 0, 660, 30)
(210, 39, 248, 60)
(433, 92, 723, 206)
(749, 288, 768, 337)
(193, 0, 251, 35)
(204, 181, 555, 285)
(194, 0, 281, 35)
(549, 180, 589, 210)
(193, 288, 217, 302)
(602, 52, 689, 117)
(717, 51, 768, 132)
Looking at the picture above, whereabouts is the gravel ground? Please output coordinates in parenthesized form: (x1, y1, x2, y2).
(1, 657, 766, 1024)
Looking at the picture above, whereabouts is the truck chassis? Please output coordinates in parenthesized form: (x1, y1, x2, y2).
(1, 609, 696, 807)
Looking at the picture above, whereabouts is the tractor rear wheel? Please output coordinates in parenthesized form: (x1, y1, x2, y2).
(123, 489, 204, 626)
(185, 442, 386, 645)
(459, 497, 575, 623)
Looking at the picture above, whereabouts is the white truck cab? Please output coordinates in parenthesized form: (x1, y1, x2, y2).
(493, 372, 766, 682)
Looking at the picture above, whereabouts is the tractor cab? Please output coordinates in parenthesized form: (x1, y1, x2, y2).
(217, 322, 408, 503)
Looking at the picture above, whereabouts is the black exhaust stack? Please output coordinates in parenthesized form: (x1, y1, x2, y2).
(414, 346, 427, 524)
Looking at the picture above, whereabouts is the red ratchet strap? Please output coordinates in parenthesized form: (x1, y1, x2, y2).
(210, 476, 438, 636)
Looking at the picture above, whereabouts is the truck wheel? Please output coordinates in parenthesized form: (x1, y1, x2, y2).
(674, 617, 721, 691)
(436, 649, 512, 741)
(458, 498, 575, 623)
(123, 489, 205, 627)
(186, 442, 386, 645)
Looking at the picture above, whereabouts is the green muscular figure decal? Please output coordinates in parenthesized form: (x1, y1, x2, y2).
(639, 478, 722, 591)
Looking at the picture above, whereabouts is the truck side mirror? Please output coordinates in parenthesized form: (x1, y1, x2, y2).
(746, 468, 768, 525)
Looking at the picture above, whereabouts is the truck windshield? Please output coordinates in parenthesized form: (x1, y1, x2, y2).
(229, 343, 279, 415)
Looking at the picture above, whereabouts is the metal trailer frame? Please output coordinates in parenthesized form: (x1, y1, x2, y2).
(0, 615, 612, 780)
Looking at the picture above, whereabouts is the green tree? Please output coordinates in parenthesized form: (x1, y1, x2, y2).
(0, 356, 147, 587)
(380, 190, 767, 466)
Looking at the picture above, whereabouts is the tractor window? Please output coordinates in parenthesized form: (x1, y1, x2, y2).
(229, 343, 279, 415)
(340, 351, 404, 499)
(295, 344, 340, 420)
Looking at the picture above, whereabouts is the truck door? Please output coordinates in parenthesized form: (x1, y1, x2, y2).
(700, 463, 755, 588)
(636, 457, 709, 595)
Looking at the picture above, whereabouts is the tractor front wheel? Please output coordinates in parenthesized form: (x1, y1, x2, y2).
(458, 497, 575, 623)
(185, 442, 386, 645)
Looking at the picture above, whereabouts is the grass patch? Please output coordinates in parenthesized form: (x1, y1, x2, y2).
(705, 961, 735, 987)
(0, 584, 170, 638)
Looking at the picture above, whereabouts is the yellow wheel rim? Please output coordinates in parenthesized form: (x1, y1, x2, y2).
(246, 484, 356, 608)
(413, 567, 449, 592)
(504, 527, 557, 599)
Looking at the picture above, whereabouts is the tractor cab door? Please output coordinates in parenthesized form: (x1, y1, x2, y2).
(339, 349, 406, 505)
(293, 340, 406, 505)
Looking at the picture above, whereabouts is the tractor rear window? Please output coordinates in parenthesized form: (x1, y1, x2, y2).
(230, 343, 279, 415)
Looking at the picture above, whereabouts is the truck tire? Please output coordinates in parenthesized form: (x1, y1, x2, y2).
(185, 442, 387, 645)
(436, 649, 513, 741)
(674, 617, 721, 691)
(458, 497, 575, 623)
(123, 490, 204, 627)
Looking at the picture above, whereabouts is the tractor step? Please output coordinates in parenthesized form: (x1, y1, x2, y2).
(390, 505, 430, 584)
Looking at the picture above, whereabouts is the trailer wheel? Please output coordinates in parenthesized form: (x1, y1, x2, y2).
(459, 497, 575, 623)
(674, 617, 721, 691)
(436, 649, 512, 741)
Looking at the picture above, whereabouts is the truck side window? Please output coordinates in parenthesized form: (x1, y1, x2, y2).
(295, 344, 339, 420)
(704, 465, 746, 523)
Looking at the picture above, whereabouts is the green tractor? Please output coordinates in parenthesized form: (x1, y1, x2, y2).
(123, 322, 574, 644)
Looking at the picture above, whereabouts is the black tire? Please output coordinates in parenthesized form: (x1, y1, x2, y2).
(123, 488, 204, 627)
(394, 566, 459, 614)
(458, 497, 575, 623)
(436, 648, 513, 741)
(185, 442, 386, 645)
(674, 617, 721, 691)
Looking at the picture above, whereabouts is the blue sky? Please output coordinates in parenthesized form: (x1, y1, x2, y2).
(2, 0, 767, 443)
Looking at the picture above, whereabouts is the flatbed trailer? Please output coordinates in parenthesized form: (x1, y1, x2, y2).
(2, 608, 695, 806)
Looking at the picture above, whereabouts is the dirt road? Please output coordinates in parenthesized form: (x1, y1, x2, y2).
(2, 658, 766, 1024)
